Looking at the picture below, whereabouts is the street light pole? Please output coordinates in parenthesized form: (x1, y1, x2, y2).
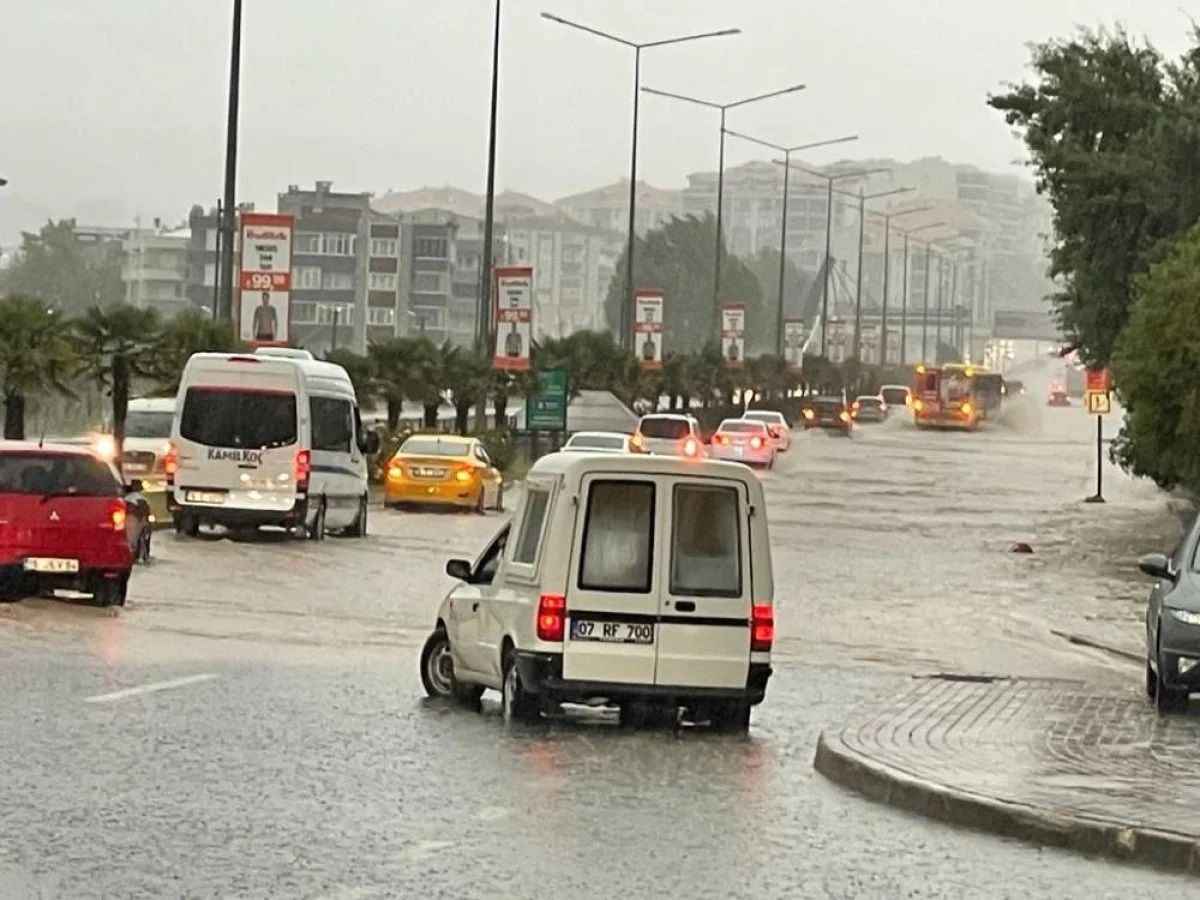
(218, 0, 243, 325)
(891, 220, 946, 367)
(543, 14, 739, 350)
(478, 0, 502, 352)
(935, 253, 944, 363)
(922, 246, 932, 362)
(873, 205, 933, 366)
(643, 82, 807, 343)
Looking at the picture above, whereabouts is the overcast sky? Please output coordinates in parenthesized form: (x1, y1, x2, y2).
(0, 1, 1191, 240)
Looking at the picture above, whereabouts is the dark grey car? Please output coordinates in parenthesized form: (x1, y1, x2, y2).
(1140, 518, 1200, 712)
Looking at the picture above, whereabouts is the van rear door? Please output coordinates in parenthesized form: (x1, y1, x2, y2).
(562, 476, 660, 686)
(655, 477, 751, 689)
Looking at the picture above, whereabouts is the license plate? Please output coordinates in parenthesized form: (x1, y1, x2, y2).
(24, 557, 79, 574)
(570, 619, 655, 645)
(186, 491, 226, 504)
(124, 463, 149, 474)
(734, 446, 744, 457)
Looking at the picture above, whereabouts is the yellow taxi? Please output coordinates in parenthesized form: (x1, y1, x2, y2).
(384, 434, 504, 513)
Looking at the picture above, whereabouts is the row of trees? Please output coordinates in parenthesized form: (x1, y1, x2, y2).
(991, 25, 1200, 494)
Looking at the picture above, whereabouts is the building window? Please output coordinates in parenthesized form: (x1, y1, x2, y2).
(368, 307, 396, 326)
(321, 233, 354, 256)
(203, 262, 216, 287)
(293, 266, 321, 289)
(292, 301, 317, 324)
(370, 238, 398, 257)
(368, 272, 397, 291)
(316, 304, 354, 325)
(410, 306, 446, 330)
(322, 271, 354, 290)
(295, 232, 322, 254)
(412, 271, 447, 293)
(413, 236, 448, 259)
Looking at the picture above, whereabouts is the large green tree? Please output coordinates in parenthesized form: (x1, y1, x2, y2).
(2, 220, 125, 313)
(989, 27, 1200, 365)
(744, 247, 814, 353)
(1111, 224, 1200, 494)
(603, 214, 766, 355)
(0, 295, 75, 439)
(158, 309, 242, 394)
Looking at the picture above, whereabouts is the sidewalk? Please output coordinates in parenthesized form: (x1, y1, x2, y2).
(815, 675, 1200, 873)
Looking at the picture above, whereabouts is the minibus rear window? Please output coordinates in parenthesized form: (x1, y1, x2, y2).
(181, 388, 297, 449)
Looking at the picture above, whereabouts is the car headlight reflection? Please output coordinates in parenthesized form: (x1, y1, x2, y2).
(1169, 609, 1200, 626)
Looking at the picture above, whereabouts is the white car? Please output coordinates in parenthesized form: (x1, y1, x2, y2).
(631, 413, 705, 458)
(709, 419, 776, 469)
(561, 431, 634, 454)
(880, 384, 912, 410)
(742, 409, 792, 452)
(419, 452, 775, 730)
(169, 347, 379, 539)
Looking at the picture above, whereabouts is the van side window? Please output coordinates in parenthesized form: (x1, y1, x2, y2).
(670, 485, 741, 597)
(513, 489, 551, 565)
(579, 481, 654, 593)
(311, 397, 352, 452)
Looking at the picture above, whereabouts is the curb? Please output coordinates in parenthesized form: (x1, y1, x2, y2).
(813, 730, 1200, 874)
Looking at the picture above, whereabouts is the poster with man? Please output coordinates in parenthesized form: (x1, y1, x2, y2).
(884, 328, 901, 366)
(634, 290, 664, 369)
(493, 266, 533, 371)
(827, 317, 849, 364)
(721, 304, 746, 367)
(238, 212, 293, 346)
(860, 323, 880, 365)
(783, 319, 807, 369)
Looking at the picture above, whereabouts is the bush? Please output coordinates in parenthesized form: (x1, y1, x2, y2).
(477, 428, 516, 473)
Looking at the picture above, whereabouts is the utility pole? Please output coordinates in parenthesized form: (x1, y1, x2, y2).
(899, 234, 909, 366)
(921, 246, 932, 362)
(934, 254, 944, 363)
(853, 188, 866, 362)
(478, 0, 501, 351)
(218, 0, 243, 325)
(212, 199, 222, 321)
(822, 180, 833, 355)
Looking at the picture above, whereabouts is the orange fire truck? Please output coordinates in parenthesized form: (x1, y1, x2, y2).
(911, 363, 1003, 430)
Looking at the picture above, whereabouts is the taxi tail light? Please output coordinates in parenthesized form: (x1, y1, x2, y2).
(108, 500, 127, 531)
(455, 467, 474, 483)
(751, 604, 774, 652)
(387, 462, 404, 480)
(537, 594, 566, 642)
(163, 442, 179, 485)
(294, 450, 311, 491)
(749, 435, 764, 450)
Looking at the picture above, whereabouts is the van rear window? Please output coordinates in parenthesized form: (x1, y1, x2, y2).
(579, 481, 654, 593)
(638, 418, 688, 440)
(0, 453, 120, 497)
(671, 485, 741, 597)
(181, 388, 297, 449)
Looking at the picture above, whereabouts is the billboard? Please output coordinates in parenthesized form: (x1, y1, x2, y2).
(494, 266, 533, 371)
(720, 304, 746, 367)
(633, 290, 664, 369)
(238, 213, 293, 346)
(827, 317, 850, 364)
(884, 328, 900, 366)
(783, 319, 807, 369)
(860, 323, 880, 365)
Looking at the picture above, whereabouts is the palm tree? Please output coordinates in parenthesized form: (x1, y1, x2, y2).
(0, 295, 75, 439)
(444, 347, 491, 435)
(73, 304, 164, 471)
(158, 309, 241, 394)
(324, 348, 376, 409)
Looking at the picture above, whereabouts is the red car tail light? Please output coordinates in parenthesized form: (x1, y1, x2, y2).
(768, 425, 782, 437)
(751, 604, 774, 652)
(108, 500, 127, 531)
(715, 434, 729, 445)
(750, 436, 763, 450)
(537, 594, 566, 642)
(295, 449, 311, 490)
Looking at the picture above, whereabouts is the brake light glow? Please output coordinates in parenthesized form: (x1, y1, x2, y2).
(109, 500, 127, 531)
(961, 402, 974, 416)
(163, 442, 179, 485)
(715, 434, 730, 445)
(682, 437, 699, 457)
(802, 409, 815, 421)
(387, 463, 404, 480)
(630, 433, 645, 452)
(912, 399, 924, 412)
(294, 449, 311, 489)
(537, 594, 566, 642)
(839, 411, 851, 423)
(751, 604, 774, 652)
(455, 467, 474, 483)
(750, 435, 763, 450)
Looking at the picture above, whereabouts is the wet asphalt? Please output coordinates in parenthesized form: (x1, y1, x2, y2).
(1, 368, 1193, 898)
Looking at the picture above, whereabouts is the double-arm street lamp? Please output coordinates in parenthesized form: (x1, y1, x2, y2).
(890, 220, 947, 366)
(723, 130, 858, 356)
(642, 82, 807, 336)
(832, 185, 914, 361)
(870, 205, 933, 365)
(542, 13, 740, 350)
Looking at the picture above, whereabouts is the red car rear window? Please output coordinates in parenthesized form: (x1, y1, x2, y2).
(0, 453, 120, 497)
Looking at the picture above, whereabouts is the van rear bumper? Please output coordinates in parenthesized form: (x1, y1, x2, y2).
(515, 651, 771, 706)
(169, 496, 307, 528)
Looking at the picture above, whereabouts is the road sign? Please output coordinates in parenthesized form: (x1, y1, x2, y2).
(1085, 391, 1111, 415)
(1085, 368, 1111, 394)
(527, 368, 568, 431)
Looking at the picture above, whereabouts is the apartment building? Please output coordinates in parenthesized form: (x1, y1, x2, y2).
(555, 179, 684, 237)
(121, 224, 191, 318)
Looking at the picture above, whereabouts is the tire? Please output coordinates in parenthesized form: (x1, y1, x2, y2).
(712, 701, 752, 733)
(494, 484, 504, 512)
(420, 629, 456, 698)
(474, 489, 486, 515)
(308, 499, 326, 541)
(1155, 647, 1188, 713)
(1146, 657, 1158, 699)
(347, 494, 368, 537)
(93, 575, 128, 608)
(501, 647, 540, 723)
(175, 513, 199, 537)
(619, 702, 649, 729)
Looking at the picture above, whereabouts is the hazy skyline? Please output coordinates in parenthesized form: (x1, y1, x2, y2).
(1, 1, 1191, 242)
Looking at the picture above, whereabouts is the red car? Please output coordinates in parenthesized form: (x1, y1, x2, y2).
(0, 443, 134, 606)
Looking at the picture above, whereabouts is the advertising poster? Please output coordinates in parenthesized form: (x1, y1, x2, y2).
(884, 328, 901, 366)
(238, 213, 293, 346)
(633, 290, 664, 369)
(827, 317, 849, 364)
(783, 319, 807, 369)
(860, 323, 880, 365)
(494, 266, 533, 371)
(720, 304, 746, 368)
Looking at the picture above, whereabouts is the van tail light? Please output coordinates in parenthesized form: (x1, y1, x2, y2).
(163, 442, 179, 485)
(537, 594, 566, 642)
(682, 437, 699, 457)
(295, 449, 311, 491)
(108, 500, 127, 531)
(750, 436, 763, 450)
(751, 604, 774, 652)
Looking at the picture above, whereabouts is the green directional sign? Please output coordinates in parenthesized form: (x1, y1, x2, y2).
(527, 368, 568, 431)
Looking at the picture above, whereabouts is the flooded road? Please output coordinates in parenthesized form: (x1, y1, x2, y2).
(1, 374, 1190, 898)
